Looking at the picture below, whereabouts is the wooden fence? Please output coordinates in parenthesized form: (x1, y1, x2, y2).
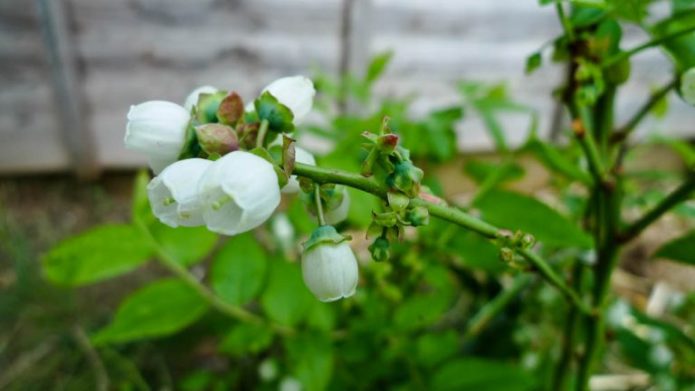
(1, 0, 692, 176)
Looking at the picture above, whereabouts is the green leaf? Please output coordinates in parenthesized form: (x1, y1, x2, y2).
(415, 331, 459, 368)
(474, 190, 593, 248)
(151, 224, 217, 266)
(365, 51, 394, 84)
(394, 265, 457, 330)
(654, 231, 695, 265)
(450, 230, 505, 274)
(464, 160, 524, 186)
(219, 323, 274, 356)
(524, 138, 592, 185)
(431, 358, 534, 391)
(42, 224, 152, 286)
(92, 278, 208, 344)
(261, 259, 313, 326)
(285, 333, 334, 391)
(254, 91, 295, 133)
(525, 52, 542, 74)
(211, 233, 268, 306)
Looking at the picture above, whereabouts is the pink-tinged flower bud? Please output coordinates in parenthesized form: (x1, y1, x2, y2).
(282, 146, 316, 194)
(125, 101, 191, 173)
(197, 151, 281, 235)
(217, 92, 245, 125)
(183, 85, 218, 112)
(194, 123, 239, 156)
(301, 226, 358, 302)
(147, 158, 212, 227)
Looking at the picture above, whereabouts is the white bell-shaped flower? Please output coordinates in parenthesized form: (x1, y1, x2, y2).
(198, 151, 281, 235)
(282, 146, 316, 194)
(246, 76, 316, 123)
(147, 158, 212, 227)
(301, 226, 358, 302)
(184, 85, 219, 112)
(125, 100, 191, 174)
(681, 68, 695, 106)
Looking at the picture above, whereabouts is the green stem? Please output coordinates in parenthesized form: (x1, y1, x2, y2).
(555, 0, 575, 41)
(612, 79, 677, 143)
(462, 274, 533, 342)
(602, 24, 695, 68)
(619, 173, 695, 242)
(134, 220, 294, 336)
(256, 119, 269, 148)
(575, 106, 608, 184)
(552, 262, 585, 390)
(518, 248, 592, 315)
(314, 184, 327, 226)
(292, 162, 591, 314)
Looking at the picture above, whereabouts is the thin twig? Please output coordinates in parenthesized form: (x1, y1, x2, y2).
(293, 163, 590, 313)
(602, 25, 695, 68)
(619, 173, 695, 243)
(134, 220, 295, 336)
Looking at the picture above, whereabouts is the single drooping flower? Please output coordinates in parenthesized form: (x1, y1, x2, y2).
(301, 225, 358, 302)
(681, 68, 695, 106)
(197, 151, 281, 235)
(282, 146, 316, 194)
(184, 85, 218, 112)
(246, 76, 316, 123)
(147, 158, 212, 227)
(125, 100, 191, 173)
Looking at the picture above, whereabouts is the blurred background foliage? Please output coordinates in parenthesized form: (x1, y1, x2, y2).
(2, 0, 695, 390)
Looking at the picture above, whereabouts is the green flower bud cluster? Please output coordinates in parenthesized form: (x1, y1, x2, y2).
(496, 230, 536, 270)
(359, 118, 429, 262)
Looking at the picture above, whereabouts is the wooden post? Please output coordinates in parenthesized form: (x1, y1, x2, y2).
(35, 0, 98, 178)
(338, 0, 373, 114)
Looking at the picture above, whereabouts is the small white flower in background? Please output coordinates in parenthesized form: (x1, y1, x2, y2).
(279, 377, 303, 391)
(125, 100, 191, 173)
(301, 225, 358, 302)
(183, 85, 219, 112)
(282, 146, 316, 194)
(147, 158, 211, 228)
(324, 188, 350, 225)
(681, 68, 695, 105)
(246, 76, 316, 123)
(271, 213, 295, 253)
(197, 151, 281, 235)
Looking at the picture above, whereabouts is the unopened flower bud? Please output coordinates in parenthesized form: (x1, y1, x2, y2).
(301, 226, 358, 302)
(217, 92, 245, 125)
(368, 236, 390, 262)
(406, 206, 429, 226)
(377, 133, 399, 153)
(521, 233, 535, 248)
(500, 247, 515, 263)
(373, 211, 398, 227)
(195, 91, 227, 123)
(387, 161, 423, 198)
(195, 123, 239, 156)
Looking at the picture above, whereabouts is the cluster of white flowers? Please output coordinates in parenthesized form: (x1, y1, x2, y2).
(124, 76, 358, 302)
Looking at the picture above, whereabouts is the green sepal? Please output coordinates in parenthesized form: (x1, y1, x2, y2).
(195, 91, 227, 123)
(177, 122, 203, 159)
(254, 91, 295, 133)
(405, 206, 430, 227)
(303, 225, 350, 252)
(387, 191, 410, 212)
